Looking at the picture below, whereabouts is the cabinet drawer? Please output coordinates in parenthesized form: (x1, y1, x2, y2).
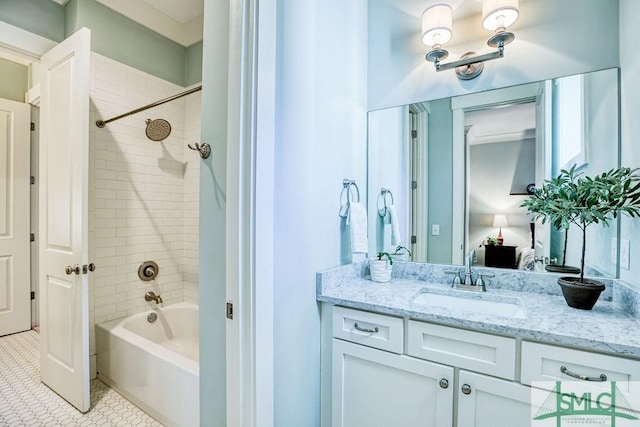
(407, 321, 516, 380)
(332, 306, 403, 354)
(521, 341, 640, 392)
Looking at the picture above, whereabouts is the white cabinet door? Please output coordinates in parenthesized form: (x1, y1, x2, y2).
(457, 370, 533, 427)
(333, 339, 453, 427)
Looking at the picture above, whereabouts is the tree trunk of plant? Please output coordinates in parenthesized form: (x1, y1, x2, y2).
(562, 229, 568, 267)
(580, 226, 586, 283)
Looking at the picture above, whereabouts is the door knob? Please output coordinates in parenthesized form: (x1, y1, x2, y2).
(65, 264, 80, 275)
(82, 263, 96, 274)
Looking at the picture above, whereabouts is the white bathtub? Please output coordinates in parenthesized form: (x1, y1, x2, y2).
(96, 302, 199, 427)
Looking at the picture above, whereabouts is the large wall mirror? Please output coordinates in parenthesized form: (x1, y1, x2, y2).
(368, 67, 620, 277)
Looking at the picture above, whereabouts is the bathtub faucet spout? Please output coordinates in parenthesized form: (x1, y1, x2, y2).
(145, 291, 163, 304)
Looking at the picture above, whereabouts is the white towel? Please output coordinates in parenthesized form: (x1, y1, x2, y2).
(388, 205, 401, 246)
(348, 202, 368, 253)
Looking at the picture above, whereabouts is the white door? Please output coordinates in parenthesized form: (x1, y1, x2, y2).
(534, 82, 552, 270)
(39, 27, 91, 413)
(0, 98, 31, 337)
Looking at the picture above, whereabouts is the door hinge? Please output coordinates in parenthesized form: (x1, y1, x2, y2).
(226, 301, 234, 320)
(30, 233, 35, 242)
(411, 180, 417, 190)
(31, 122, 35, 131)
(411, 235, 417, 244)
(31, 176, 35, 185)
(31, 291, 35, 300)
(411, 130, 418, 138)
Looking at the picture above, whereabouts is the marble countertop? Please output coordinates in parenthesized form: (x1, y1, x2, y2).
(316, 260, 640, 358)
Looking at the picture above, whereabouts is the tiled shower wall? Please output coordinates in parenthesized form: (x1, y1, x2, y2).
(88, 54, 200, 356)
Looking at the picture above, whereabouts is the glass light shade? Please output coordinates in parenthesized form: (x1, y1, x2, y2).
(421, 3, 453, 47)
(492, 214, 508, 228)
(482, 0, 519, 31)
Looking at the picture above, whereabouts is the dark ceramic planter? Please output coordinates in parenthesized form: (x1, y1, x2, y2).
(557, 277, 605, 310)
(545, 265, 581, 274)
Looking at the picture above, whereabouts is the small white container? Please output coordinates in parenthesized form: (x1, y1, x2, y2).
(369, 259, 392, 282)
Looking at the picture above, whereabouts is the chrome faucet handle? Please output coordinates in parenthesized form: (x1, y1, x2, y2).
(475, 272, 494, 291)
(444, 269, 463, 286)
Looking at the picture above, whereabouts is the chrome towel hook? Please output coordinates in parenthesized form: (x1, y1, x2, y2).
(187, 142, 211, 159)
(377, 188, 394, 217)
(339, 179, 360, 218)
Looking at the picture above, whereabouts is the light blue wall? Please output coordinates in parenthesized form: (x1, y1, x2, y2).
(0, 0, 64, 42)
(0, 58, 28, 102)
(273, 0, 368, 425)
(426, 98, 454, 264)
(368, 0, 620, 110)
(198, 0, 229, 425)
(186, 41, 204, 86)
(619, 0, 640, 287)
(65, 0, 189, 86)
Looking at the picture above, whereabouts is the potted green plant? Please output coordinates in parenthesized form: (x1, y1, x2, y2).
(370, 252, 393, 282)
(480, 237, 499, 247)
(390, 245, 412, 262)
(522, 165, 640, 309)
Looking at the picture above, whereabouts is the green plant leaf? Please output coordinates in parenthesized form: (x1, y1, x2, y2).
(520, 166, 640, 281)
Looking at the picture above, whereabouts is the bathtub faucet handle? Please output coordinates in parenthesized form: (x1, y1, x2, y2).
(145, 291, 163, 304)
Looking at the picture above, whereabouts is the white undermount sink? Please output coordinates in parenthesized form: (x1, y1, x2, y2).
(411, 289, 527, 319)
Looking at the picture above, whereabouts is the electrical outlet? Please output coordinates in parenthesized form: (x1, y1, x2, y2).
(611, 237, 618, 264)
(431, 224, 440, 236)
(621, 238, 630, 270)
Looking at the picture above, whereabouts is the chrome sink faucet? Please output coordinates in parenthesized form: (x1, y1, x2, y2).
(145, 291, 163, 304)
(463, 249, 475, 285)
(444, 249, 493, 292)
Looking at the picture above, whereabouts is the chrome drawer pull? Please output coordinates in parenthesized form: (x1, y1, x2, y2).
(353, 323, 379, 334)
(560, 366, 607, 382)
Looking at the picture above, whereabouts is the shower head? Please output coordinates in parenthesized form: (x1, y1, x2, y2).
(145, 118, 171, 141)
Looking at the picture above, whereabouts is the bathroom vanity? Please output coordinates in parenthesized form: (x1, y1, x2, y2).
(318, 261, 640, 427)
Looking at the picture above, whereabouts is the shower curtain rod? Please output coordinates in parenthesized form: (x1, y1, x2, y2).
(95, 85, 202, 128)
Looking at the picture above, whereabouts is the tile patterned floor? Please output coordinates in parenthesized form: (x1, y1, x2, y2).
(0, 330, 163, 427)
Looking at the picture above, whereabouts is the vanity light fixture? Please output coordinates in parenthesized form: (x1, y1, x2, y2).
(422, 0, 519, 80)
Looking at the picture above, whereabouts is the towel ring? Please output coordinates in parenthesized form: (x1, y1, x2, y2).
(339, 179, 360, 218)
(377, 188, 394, 217)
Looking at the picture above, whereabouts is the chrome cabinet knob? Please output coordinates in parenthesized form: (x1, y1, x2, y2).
(461, 384, 472, 395)
(439, 378, 449, 389)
